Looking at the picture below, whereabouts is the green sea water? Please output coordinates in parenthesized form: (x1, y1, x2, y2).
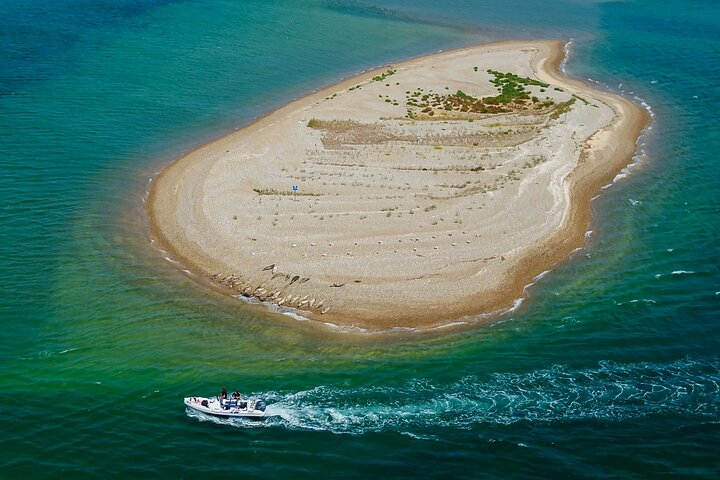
(1, 0, 719, 477)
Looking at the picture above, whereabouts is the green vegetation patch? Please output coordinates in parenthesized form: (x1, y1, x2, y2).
(483, 69, 550, 105)
(401, 71, 565, 120)
(372, 69, 397, 82)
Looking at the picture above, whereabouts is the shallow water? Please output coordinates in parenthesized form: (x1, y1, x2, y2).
(1, 0, 719, 477)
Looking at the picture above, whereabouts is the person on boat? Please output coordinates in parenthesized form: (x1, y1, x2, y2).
(232, 390, 240, 399)
(220, 387, 228, 400)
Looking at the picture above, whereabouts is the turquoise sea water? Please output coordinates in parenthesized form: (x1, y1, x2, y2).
(1, 0, 719, 477)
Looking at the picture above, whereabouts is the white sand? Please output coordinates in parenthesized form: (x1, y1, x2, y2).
(149, 40, 648, 329)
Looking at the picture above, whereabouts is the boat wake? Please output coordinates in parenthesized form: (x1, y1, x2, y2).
(186, 358, 720, 434)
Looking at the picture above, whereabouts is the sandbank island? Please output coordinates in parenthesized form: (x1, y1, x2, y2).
(149, 40, 648, 330)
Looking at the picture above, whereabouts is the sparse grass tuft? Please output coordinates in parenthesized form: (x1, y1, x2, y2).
(550, 98, 576, 119)
(253, 188, 321, 197)
(571, 94, 590, 105)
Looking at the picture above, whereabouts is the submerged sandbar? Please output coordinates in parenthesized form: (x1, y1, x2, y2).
(149, 40, 648, 330)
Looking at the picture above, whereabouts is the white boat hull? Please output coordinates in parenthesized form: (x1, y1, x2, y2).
(184, 396, 268, 419)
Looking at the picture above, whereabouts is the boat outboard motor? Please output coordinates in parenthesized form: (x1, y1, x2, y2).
(255, 400, 267, 412)
(201, 400, 208, 407)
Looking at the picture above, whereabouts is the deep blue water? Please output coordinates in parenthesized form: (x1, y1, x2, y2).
(1, 0, 719, 477)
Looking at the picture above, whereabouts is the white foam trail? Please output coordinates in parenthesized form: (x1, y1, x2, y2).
(560, 39, 574, 75)
(655, 270, 697, 279)
(461, 268, 553, 327)
(400, 431, 441, 441)
(186, 358, 720, 434)
(615, 298, 656, 307)
(57, 348, 79, 355)
(281, 311, 310, 322)
(233, 294, 258, 304)
(426, 321, 468, 331)
(390, 326, 418, 333)
(581, 77, 654, 188)
(321, 322, 370, 334)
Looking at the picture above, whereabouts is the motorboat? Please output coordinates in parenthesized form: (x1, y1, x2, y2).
(184, 394, 269, 419)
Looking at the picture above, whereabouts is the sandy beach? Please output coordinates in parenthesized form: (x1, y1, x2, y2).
(148, 40, 648, 330)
